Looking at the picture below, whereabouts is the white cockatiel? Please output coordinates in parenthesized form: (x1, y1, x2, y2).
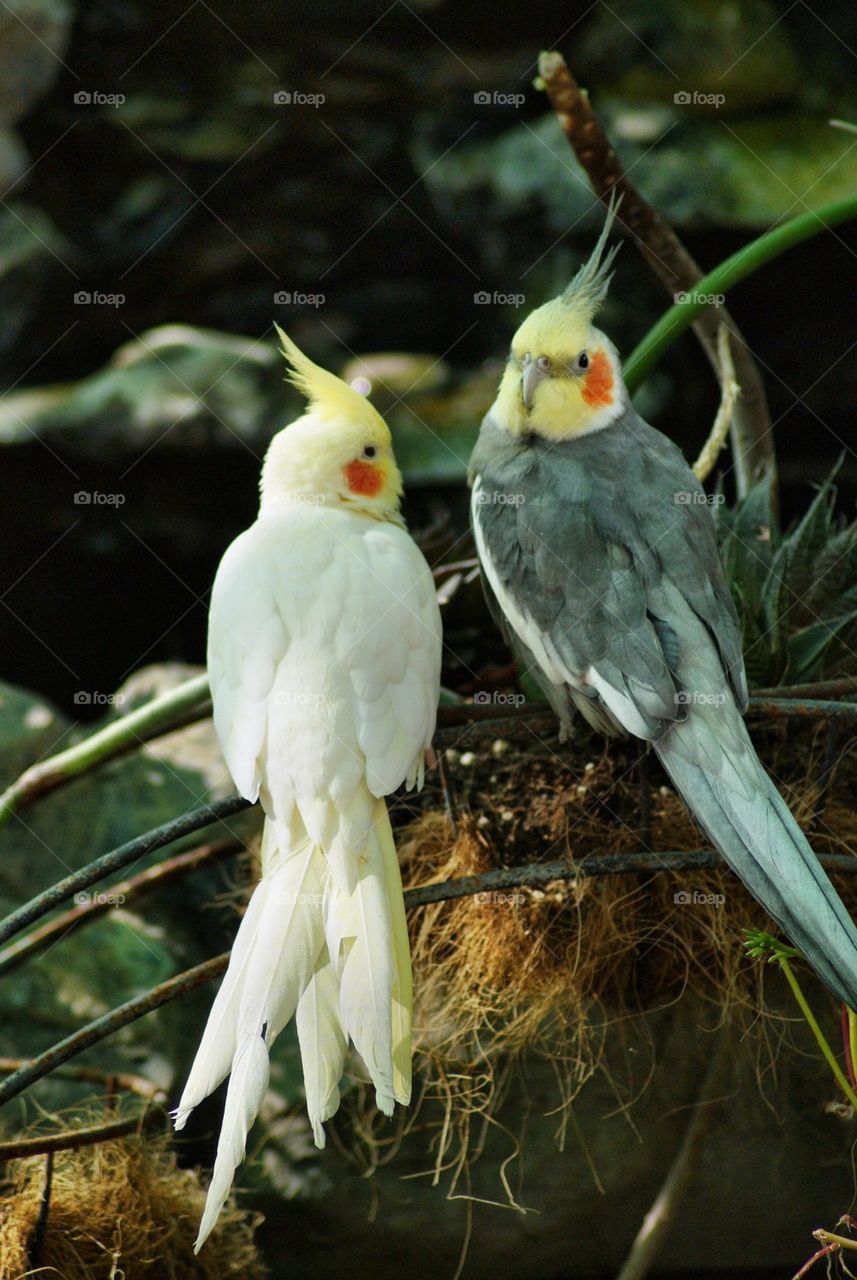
(174, 328, 442, 1250)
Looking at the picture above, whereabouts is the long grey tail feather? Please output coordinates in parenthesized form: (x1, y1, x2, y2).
(656, 727, 857, 1010)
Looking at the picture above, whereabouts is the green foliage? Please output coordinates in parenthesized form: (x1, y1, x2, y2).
(743, 929, 800, 964)
(716, 462, 857, 687)
(625, 192, 857, 394)
(744, 928, 857, 1109)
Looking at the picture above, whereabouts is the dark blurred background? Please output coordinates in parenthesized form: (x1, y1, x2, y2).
(2, 0, 857, 714)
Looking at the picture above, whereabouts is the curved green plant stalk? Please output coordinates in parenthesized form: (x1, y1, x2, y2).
(625, 194, 857, 393)
(745, 930, 857, 1111)
(0, 673, 211, 835)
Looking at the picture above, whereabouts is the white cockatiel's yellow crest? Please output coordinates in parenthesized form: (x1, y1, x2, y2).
(263, 325, 403, 518)
(492, 197, 626, 441)
(275, 323, 385, 429)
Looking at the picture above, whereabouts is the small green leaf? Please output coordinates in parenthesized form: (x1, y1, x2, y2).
(717, 470, 778, 608)
(772, 460, 841, 615)
(743, 928, 800, 962)
(786, 611, 857, 680)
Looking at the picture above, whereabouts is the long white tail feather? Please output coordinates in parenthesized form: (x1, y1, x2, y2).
(174, 821, 292, 1130)
(173, 879, 273, 1129)
(376, 800, 413, 1104)
(174, 838, 323, 1131)
(180, 803, 415, 1245)
(194, 1032, 270, 1252)
(236, 841, 325, 1043)
(296, 949, 349, 1147)
(323, 822, 396, 1114)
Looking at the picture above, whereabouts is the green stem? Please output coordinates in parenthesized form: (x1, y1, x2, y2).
(779, 955, 857, 1111)
(813, 1229, 857, 1251)
(624, 193, 857, 393)
(0, 673, 211, 835)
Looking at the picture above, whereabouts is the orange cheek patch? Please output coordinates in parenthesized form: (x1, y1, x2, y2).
(344, 459, 383, 497)
(581, 349, 614, 407)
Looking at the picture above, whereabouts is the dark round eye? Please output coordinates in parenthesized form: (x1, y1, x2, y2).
(363, 445, 377, 459)
(575, 351, 589, 371)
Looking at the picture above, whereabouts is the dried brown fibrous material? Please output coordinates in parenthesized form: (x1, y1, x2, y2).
(0, 1122, 266, 1279)
(371, 720, 857, 1188)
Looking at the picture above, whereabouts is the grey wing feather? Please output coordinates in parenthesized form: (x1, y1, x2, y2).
(471, 407, 748, 738)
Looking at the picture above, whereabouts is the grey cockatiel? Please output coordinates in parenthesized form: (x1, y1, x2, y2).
(469, 206, 857, 1009)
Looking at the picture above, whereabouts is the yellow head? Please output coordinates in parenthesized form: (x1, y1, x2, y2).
(492, 201, 626, 440)
(260, 326, 403, 520)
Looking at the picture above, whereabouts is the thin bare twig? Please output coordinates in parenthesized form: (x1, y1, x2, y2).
(402, 847, 857, 910)
(432, 558, 479, 578)
(537, 49, 774, 494)
(792, 1240, 841, 1279)
(1, 697, 853, 953)
(0, 793, 251, 950)
(0, 954, 229, 1108)
(0, 673, 211, 834)
(1, 837, 855, 1108)
(0, 1059, 162, 1099)
(693, 325, 740, 482)
(0, 1107, 165, 1161)
(753, 675, 857, 700)
(28, 1151, 53, 1269)
(0, 694, 851, 1113)
(616, 1034, 731, 1280)
(0, 839, 242, 975)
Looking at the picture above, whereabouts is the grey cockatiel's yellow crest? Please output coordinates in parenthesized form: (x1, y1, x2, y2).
(558, 190, 623, 320)
(514, 201, 621, 354)
(470, 202, 857, 1010)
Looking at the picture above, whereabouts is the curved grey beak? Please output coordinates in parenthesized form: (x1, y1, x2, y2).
(522, 359, 549, 410)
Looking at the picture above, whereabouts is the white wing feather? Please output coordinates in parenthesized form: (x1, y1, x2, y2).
(207, 532, 288, 801)
(344, 522, 442, 797)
